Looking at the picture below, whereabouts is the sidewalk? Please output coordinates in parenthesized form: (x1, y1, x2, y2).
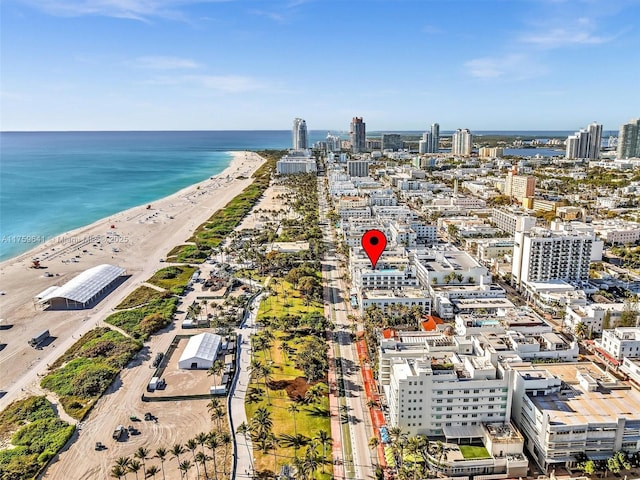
(229, 294, 262, 479)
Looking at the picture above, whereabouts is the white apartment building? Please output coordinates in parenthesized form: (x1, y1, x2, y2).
(430, 283, 506, 320)
(491, 208, 537, 235)
(347, 160, 370, 177)
(369, 191, 398, 206)
(383, 351, 514, 438)
(337, 195, 368, 210)
(508, 362, 640, 472)
(476, 239, 514, 264)
(413, 247, 491, 288)
(621, 357, 640, 386)
(564, 302, 625, 335)
(276, 151, 317, 174)
(593, 222, 640, 245)
(459, 307, 552, 337)
(512, 227, 595, 289)
(359, 288, 431, 316)
(452, 129, 473, 156)
(596, 327, 640, 360)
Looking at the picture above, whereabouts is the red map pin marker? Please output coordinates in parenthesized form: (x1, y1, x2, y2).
(362, 229, 387, 270)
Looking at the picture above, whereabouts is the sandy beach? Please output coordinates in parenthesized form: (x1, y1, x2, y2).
(0, 150, 265, 411)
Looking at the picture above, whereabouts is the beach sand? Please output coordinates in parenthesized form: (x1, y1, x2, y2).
(0, 151, 265, 411)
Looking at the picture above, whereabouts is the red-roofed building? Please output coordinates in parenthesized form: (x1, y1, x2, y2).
(421, 315, 444, 332)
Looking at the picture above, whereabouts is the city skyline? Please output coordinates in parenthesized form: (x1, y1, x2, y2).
(2, 0, 640, 131)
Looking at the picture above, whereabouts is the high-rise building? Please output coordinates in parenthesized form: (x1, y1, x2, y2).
(381, 133, 403, 151)
(325, 132, 341, 152)
(617, 118, 640, 159)
(418, 122, 440, 154)
(350, 117, 366, 153)
(347, 160, 370, 177)
(565, 122, 602, 159)
(512, 226, 595, 288)
(452, 128, 473, 156)
(430, 123, 440, 153)
(505, 170, 536, 203)
(292, 118, 308, 150)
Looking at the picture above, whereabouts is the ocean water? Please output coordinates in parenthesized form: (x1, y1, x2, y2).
(0, 131, 327, 261)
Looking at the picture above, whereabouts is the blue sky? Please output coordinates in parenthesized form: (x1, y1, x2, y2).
(1, 0, 639, 131)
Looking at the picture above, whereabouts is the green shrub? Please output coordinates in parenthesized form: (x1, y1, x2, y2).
(0, 397, 74, 480)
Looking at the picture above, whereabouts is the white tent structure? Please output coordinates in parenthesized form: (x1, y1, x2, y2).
(34, 264, 126, 309)
(178, 333, 222, 370)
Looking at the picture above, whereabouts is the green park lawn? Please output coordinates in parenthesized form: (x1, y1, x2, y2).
(245, 330, 332, 479)
(258, 279, 323, 318)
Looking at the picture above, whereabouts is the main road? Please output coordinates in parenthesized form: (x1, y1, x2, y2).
(318, 176, 377, 480)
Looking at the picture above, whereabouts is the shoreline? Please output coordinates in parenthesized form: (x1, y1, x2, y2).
(0, 150, 240, 265)
(0, 150, 266, 410)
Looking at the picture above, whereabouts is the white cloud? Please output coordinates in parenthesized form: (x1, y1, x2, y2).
(19, 0, 232, 21)
(520, 27, 614, 47)
(192, 75, 264, 92)
(135, 56, 201, 69)
(145, 74, 266, 93)
(248, 9, 286, 23)
(464, 54, 546, 80)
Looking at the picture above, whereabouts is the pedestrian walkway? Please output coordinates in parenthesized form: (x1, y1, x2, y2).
(229, 293, 262, 479)
(326, 329, 345, 479)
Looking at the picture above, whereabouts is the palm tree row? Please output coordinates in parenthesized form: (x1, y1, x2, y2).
(110, 430, 231, 480)
(239, 405, 333, 479)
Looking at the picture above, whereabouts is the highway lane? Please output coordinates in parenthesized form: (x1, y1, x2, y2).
(318, 177, 376, 480)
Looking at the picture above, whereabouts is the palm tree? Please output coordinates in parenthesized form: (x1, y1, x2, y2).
(366, 399, 379, 409)
(111, 465, 127, 479)
(145, 465, 160, 479)
(128, 459, 142, 480)
(368, 436, 380, 450)
(279, 433, 310, 460)
(218, 431, 232, 476)
(195, 451, 209, 479)
(134, 447, 149, 478)
(313, 430, 332, 473)
(304, 383, 328, 405)
(170, 444, 186, 479)
(178, 460, 193, 480)
(211, 405, 226, 432)
(250, 407, 273, 443)
(288, 402, 301, 436)
(206, 398, 221, 416)
(205, 432, 220, 478)
(185, 439, 200, 479)
(207, 359, 225, 390)
(237, 422, 255, 471)
(194, 431, 208, 458)
(116, 457, 131, 470)
(302, 446, 322, 480)
(574, 321, 588, 339)
(154, 447, 168, 480)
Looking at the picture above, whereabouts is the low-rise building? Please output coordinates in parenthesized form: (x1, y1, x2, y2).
(508, 362, 640, 472)
(359, 288, 431, 316)
(596, 327, 640, 360)
(564, 302, 625, 335)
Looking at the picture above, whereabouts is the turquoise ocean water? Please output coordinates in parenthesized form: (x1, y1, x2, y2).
(0, 131, 327, 261)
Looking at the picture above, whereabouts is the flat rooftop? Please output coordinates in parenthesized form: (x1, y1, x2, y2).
(362, 288, 430, 299)
(524, 363, 640, 425)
